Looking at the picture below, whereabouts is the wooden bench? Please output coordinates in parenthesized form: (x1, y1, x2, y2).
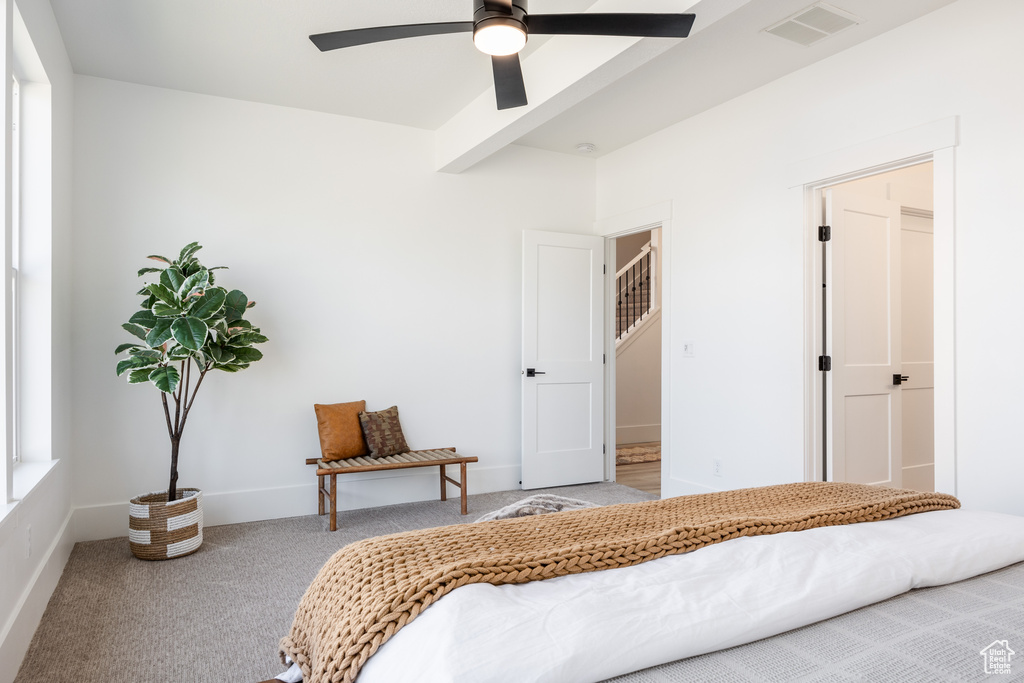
(306, 447, 479, 531)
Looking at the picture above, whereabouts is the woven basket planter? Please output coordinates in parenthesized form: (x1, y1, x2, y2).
(128, 488, 204, 560)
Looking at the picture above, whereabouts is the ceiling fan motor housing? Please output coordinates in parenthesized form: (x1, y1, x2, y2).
(474, 0, 529, 39)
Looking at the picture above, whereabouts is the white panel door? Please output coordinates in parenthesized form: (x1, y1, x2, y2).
(827, 190, 903, 487)
(522, 230, 605, 490)
(900, 213, 935, 491)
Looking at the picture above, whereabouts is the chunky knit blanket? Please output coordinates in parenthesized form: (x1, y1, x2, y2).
(279, 482, 959, 683)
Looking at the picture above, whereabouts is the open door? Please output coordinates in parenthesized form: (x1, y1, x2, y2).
(522, 230, 605, 489)
(826, 189, 903, 486)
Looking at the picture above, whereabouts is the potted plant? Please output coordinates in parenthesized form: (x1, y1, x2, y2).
(115, 242, 267, 559)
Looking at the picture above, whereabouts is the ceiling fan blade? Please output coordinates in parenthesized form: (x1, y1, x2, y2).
(526, 13, 695, 39)
(310, 22, 474, 51)
(491, 54, 528, 110)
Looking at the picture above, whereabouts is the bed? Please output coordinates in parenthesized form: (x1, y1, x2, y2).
(277, 483, 1024, 682)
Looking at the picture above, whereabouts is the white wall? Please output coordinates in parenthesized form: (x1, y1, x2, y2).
(615, 231, 650, 272)
(0, 0, 74, 680)
(615, 313, 661, 444)
(595, 0, 1024, 514)
(70, 76, 596, 540)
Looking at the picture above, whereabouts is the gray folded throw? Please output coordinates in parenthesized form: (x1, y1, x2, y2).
(474, 494, 600, 522)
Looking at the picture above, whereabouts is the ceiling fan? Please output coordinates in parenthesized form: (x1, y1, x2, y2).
(310, 1, 695, 111)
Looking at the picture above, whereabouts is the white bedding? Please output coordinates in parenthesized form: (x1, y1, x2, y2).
(358, 508, 1024, 683)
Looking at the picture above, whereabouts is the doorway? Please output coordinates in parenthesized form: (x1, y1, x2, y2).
(612, 228, 662, 496)
(818, 163, 935, 492)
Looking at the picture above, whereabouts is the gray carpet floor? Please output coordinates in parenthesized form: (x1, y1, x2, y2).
(15, 482, 655, 683)
(16, 482, 1024, 682)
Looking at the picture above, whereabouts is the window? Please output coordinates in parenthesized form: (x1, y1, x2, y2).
(3, 4, 54, 506)
(11, 73, 21, 466)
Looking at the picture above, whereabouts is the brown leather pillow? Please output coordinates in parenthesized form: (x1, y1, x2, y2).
(358, 406, 410, 458)
(314, 401, 369, 461)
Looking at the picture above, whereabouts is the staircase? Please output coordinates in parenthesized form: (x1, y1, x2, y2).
(616, 241, 657, 344)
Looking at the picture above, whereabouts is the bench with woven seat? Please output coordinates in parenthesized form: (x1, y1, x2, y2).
(307, 448, 479, 531)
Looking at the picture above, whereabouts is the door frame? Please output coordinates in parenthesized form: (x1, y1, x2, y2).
(794, 117, 958, 493)
(594, 202, 672, 489)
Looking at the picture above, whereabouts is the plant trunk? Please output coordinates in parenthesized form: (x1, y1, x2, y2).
(168, 436, 180, 501)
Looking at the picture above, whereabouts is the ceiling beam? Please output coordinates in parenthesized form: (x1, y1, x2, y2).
(434, 0, 751, 173)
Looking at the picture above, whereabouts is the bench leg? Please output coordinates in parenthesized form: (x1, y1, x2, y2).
(460, 461, 468, 515)
(329, 473, 338, 532)
(439, 464, 448, 501)
(317, 474, 325, 516)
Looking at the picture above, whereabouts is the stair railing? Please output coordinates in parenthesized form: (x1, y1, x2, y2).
(616, 241, 656, 341)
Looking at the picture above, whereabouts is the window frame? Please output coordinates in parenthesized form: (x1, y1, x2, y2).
(10, 71, 19, 466)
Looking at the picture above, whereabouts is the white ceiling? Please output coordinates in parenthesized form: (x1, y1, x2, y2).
(49, 0, 957, 161)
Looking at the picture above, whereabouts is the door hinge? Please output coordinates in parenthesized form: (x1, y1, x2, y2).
(603, 264, 606, 274)
(818, 355, 832, 372)
(818, 225, 831, 242)
(603, 353, 606, 364)
(603, 444, 606, 454)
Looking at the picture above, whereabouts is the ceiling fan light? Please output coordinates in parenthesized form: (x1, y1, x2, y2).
(474, 21, 527, 56)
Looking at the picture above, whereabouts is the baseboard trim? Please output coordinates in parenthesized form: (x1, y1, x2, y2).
(0, 510, 74, 683)
(72, 463, 523, 541)
(661, 476, 719, 498)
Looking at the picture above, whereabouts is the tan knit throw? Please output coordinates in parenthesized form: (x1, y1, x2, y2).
(280, 482, 959, 682)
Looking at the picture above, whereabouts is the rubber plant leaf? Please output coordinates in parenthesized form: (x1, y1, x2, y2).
(116, 355, 156, 377)
(128, 368, 155, 384)
(122, 322, 148, 341)
(152, 302, 184, 317)
(226, 320, 252, 335)
(160, 266, 186, 293)
(232, 332, 268, 346)
(130, 348, 163, 362)
(149, 365, 180, 393)
(171, 316, 208, 351)
(224, 289, 248, 322)
(214, 364, 245, 373)
(167, 345, 192, 361)
(191, 288, 227, 320)
(208, 345, 235, 364)
(146, 319, 174, 347)
(228, 346, 263, 363)
(129, 309, 158, 328)
(115, 342, 141, 355)
(178, 242, 202, 263)
(177, 269, 209, 299)
(146, 283, 178, 307)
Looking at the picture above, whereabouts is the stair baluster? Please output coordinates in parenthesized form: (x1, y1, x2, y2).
(615, 240, 656, 344)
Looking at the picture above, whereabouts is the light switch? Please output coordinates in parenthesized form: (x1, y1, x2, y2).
(683, 340, 695, 357)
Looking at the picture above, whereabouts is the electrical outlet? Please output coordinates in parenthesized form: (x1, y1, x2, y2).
(713, 459, 722, 477)
(683, 340, 695, 357)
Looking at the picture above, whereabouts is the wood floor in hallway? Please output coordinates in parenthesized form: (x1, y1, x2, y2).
(616, 460, 660, 497)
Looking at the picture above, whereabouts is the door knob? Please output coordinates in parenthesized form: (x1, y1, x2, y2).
(526, 368, 546, 378)
(892, 374, 910, 385)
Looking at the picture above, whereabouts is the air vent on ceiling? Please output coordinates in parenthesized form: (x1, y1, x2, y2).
(764, 3, 860, 47)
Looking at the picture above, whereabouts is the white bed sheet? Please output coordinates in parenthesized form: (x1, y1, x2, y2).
(359, 509, 1024, 683)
